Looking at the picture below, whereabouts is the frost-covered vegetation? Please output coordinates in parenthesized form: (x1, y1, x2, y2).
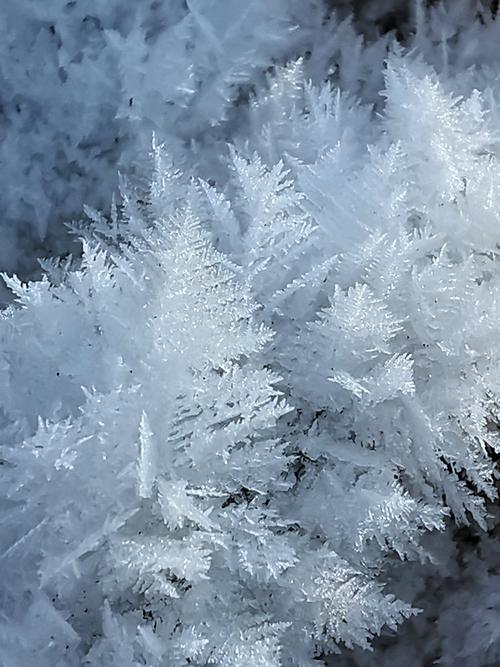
(3, 1, 500, 666)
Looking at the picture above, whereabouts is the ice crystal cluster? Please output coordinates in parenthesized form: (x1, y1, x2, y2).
(3, 1, 500, 666)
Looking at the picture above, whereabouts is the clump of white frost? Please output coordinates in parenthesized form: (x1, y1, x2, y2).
(3, 3, 500, 666)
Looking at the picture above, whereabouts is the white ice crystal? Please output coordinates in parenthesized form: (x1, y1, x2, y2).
(3, 2, 500, 666)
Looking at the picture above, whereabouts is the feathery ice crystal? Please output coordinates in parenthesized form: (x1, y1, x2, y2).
(4, 4, 500, 666)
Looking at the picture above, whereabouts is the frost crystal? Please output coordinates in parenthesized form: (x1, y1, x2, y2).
(4, 3, 500, 666)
